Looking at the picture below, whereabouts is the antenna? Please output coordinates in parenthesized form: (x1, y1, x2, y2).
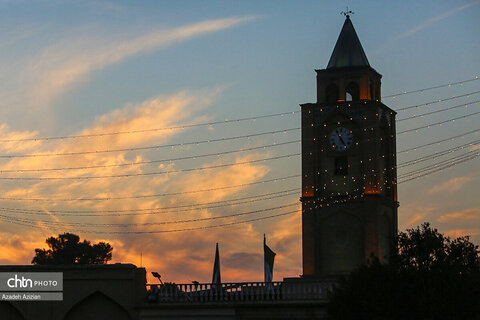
(341, 7, 354, 18)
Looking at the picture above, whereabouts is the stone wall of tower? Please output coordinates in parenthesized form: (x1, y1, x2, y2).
(301, 98, 398, 276)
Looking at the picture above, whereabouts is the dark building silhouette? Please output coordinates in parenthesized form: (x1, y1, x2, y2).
(301, 15, 398, 277)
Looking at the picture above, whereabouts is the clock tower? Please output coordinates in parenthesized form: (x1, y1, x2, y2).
(301, 15, 398, 276)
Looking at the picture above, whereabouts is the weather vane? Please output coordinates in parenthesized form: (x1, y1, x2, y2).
(341, 7, 354, 18)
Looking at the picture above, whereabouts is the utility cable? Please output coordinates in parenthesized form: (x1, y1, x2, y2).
(383, 76, 479, 99)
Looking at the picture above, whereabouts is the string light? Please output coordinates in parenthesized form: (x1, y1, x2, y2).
(398, 153, 479, 183)
(398, 110, 480, 134)
(2, 80, 480, 234)
(1, 189, 299, 216)
(397, 100, 480, 122)
(394, 90, 480, 112)
(0, 127, 300, 158)
(0, 140, 300, 173)
(382, 76, 479, 99)
(0, 111, 299, 143)
(1, 149, 476, 233)
(0, 153, 300, 180)
(0, 203, 300, 227)
(0, 174, 301, 202)
(0, 210, 300, 234)
(398, 128, 480, 153)
(399, 150, 479, 179)
(398, 139, 480, 168)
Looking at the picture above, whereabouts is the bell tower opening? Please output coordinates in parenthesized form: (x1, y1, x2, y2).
(326, 84, 339, 104)
(345, 82, 359, 102)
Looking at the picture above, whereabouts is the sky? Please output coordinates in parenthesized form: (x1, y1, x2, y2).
(0, 0, 479, 284)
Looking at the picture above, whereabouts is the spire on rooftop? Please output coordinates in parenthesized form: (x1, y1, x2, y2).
(326, 15, 370, 69)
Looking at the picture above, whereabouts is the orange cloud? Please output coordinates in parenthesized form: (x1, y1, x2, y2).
(0, 85, 303, 283)
(427, 176, 474, 194)
(437, 208, 480, 223)
(398, 205, 437, 230)
(443, 228, 480, 239)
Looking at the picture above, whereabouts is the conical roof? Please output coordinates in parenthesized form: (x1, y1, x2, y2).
(327, 16, 370, 69)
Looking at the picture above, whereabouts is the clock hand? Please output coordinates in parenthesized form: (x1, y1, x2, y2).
(336, 129, 347, 146)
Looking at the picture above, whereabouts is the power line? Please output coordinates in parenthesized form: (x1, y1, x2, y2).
(0, 77, 476, 144)
(0, 203, 299, 227)
(0, 127, 300, 158)
(397, 110, 480, 134)
(2, 109, 479, 179)
(0, 209, 300, 234)
(399, 150, 479, 179)
(398, 153, 479, 183)
(0, 140, 300, 173)
(1, 189, 299, 216)
(397, 100, 480, 122)
(383, 76, 479, 99)
(5, 146, 478, 216)
(2, 103, 477, 160)
(1, 110, 477, 182)
(1, 119, 477, 174)
(398, 128, 480, 153)
(0, 174, 300, 201)
(398, 139, 480, 168)
(1, 151, 477, 233)
(394, 90, 480, 112)
(0, 111, 299, 143)
(0, 153, 300, 180)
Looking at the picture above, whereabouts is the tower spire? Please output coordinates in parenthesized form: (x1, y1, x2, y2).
(326, 13, 370, 69)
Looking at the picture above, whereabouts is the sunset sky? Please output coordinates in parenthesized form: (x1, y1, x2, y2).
(0, 1, 479, 284)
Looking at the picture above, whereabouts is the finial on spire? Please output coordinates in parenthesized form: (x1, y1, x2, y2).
(341, 7, 354, 19)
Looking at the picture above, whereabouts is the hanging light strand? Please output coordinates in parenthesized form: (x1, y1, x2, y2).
(383, 76, 479, 99)
(0, 111, 299, 143)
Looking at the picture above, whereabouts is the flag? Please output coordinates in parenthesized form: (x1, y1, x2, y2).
(264, 235, 276, 282)
(212, 243, 221, 285)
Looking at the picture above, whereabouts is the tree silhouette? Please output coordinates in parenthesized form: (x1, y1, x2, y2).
(327, 223, 480, 320)
(32, 233, 112, 265)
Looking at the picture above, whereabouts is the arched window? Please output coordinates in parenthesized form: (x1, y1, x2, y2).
(346, 82, 360, 102)
(326, 84, 339, 104)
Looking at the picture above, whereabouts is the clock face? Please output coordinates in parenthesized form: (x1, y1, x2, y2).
(329, 127, 353, 152)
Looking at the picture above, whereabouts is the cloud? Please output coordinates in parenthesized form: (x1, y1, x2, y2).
(0, 234, 45, 264)
(0, 124, 41, 153)
(372, 1, 480, 56)
(20, 16, 257, 108)
(398, 205, 437, 230)
(0, 86, 301, 283)
(437, 208, 480, 223)
(392, 1, 480, 42)
(427, 176, 474, 194)
(443, 228, 480, 239)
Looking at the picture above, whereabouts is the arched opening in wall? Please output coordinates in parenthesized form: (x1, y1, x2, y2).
(326, 84, 339, 104)
(64, 291, 131, 320)
(346, 82, 359, 102)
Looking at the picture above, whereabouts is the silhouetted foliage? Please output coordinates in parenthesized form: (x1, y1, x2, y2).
(327, 223, 480, 320)
(32, 233, 113, 265)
